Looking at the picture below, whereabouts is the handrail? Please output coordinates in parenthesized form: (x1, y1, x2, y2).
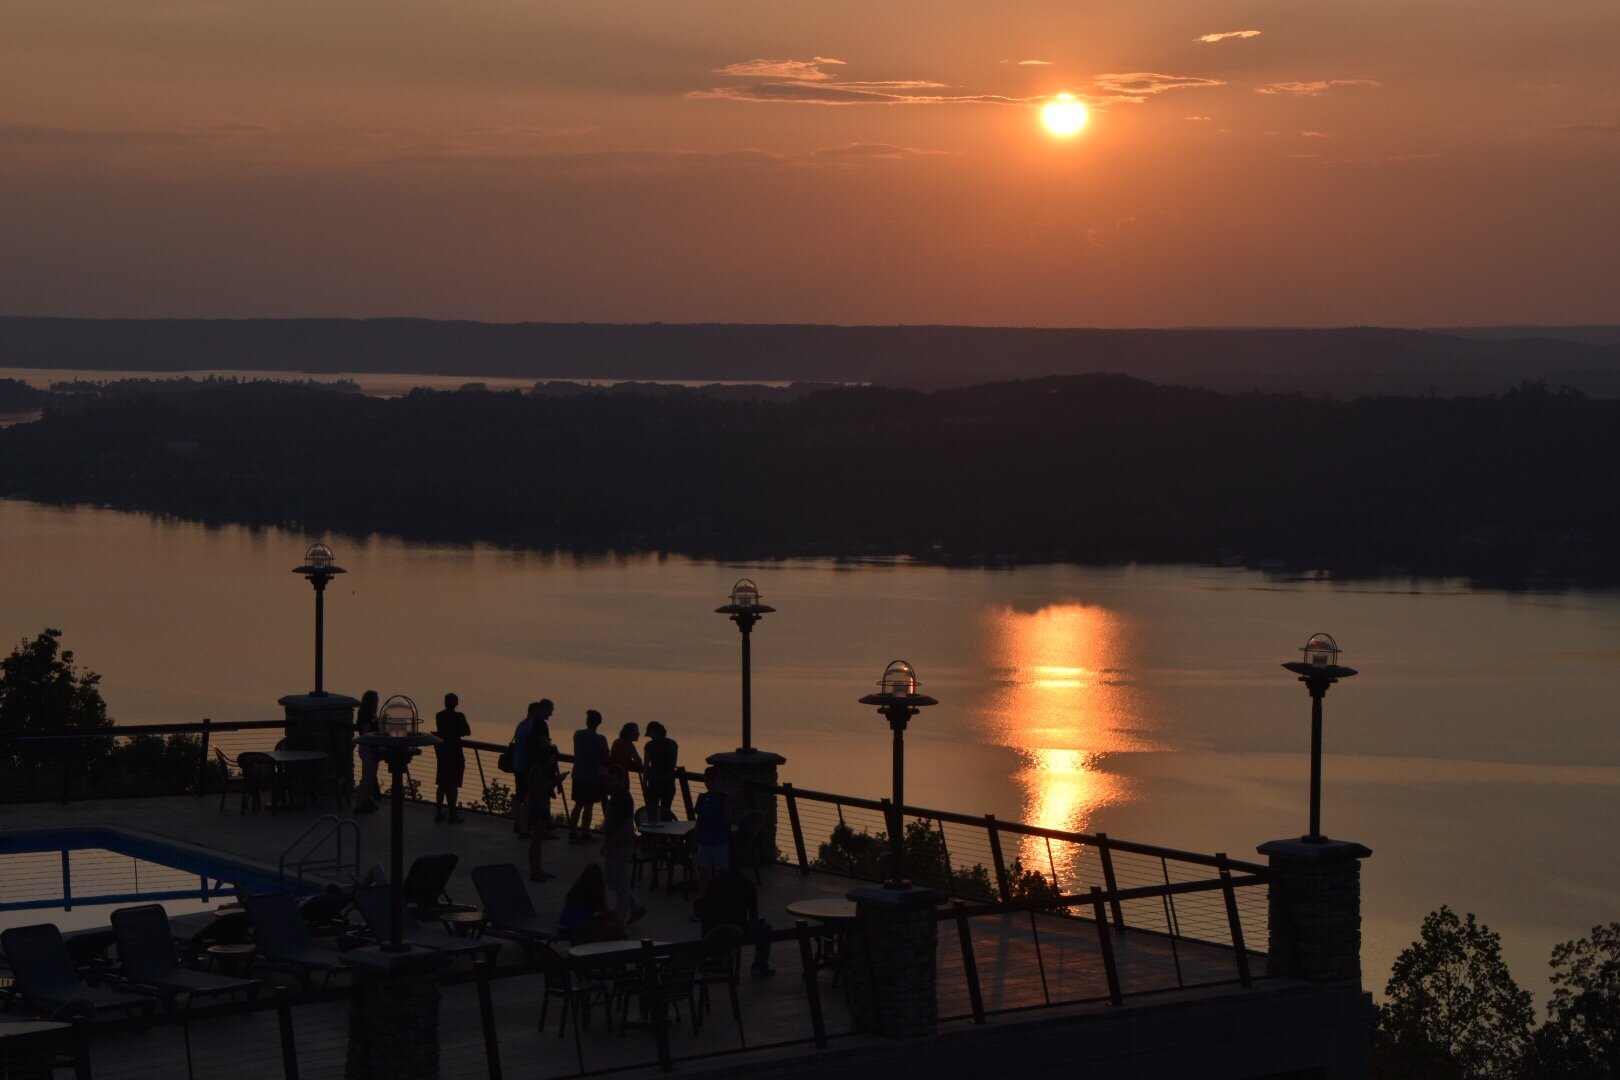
(1, 719, 286, 745)
(279, 813, 360, 888)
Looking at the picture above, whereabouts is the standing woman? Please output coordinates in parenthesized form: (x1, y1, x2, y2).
(608, 722, 643, 804)
(354, 689, 381, 814)
(526, 716, 561, 881)
(643, 721, 678, 819)
(433, 692, 471, 824)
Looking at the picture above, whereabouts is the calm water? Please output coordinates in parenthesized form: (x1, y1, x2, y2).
(3, 499, 1617, 998)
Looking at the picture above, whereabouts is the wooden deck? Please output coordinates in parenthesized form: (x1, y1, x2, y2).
(0, 796, 1268, 1079)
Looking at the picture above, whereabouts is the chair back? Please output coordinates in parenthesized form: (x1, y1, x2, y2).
(243, 893, 313, 961)
(110, 904, 182, 981)
(700, 923, 743, 979)
(534, 943, 573, 991)
(0, 924, 85, 1000)
(238, 752, 275, 785)
(352, 885, 422, 940)
(470, 863, 536, 925)
(214, 746, 238, 770)
(403, 853, 459, 909)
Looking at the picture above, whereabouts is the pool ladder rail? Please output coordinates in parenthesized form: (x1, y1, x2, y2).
(278, 814, 360, 888)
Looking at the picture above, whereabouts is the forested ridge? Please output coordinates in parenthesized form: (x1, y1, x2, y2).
(2, 375, 1615, 581)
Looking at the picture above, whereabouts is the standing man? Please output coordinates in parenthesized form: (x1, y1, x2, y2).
(512, 699, 553, 837)
(693, 767, 732, 893)
(643, 721, 679, 819)
(599, 765, 645, 925)
(433, 692, 470, 824)
(567, 709, 610, 842)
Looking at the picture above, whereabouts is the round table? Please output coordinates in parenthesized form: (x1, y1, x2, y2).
(215, 903, 246, 916)
(206, 942, 256, 975)
(568, 939, 669, 960)
(439, 910, 486, 938)
(785, 898, 858, 922)
(636, 820, 696, 838)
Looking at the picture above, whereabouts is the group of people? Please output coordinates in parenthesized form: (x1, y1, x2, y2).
(350, 690, 771, 975)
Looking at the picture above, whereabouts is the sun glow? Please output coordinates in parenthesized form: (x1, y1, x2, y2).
(1040, 93, 1089, 137)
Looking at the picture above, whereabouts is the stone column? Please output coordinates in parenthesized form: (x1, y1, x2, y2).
(344, 946, 451, 1080)
(280, 692, 359, 793)
(704, 749, 786, 862)
(845, 884, 945, 1039)
(1257, 837, 1372, 985)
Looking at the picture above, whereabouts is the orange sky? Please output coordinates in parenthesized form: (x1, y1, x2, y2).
(2, 1, 1616, 326)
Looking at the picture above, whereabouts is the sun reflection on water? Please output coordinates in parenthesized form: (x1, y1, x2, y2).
(984, 603, 1154, 884)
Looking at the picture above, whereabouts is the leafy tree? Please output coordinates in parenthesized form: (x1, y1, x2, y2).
(0, 629, 110, 737)
(1529, 923, 1620, 1078)
(1376, 906, 1535, 1079)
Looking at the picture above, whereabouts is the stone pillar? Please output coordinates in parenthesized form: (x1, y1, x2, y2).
(845, 884, 945, 1038)
(344, 946, 451, 1080)
(705, 749, 786, 862)
(1257, 837, 1372, 986)
(280, 692, 359, 793)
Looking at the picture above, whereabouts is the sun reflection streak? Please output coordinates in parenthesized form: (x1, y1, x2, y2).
(983, 603, 1154, 885)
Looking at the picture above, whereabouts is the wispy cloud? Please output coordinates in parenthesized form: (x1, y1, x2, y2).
(712, 57, 846, 82)
(1016, 59, 1053, 66)
(1186, 115, 1213, 121)
(1255, 79, 1381, 96)
(1197, 30, 1261, 44)
(1300, 130, 1331, 138)
(1090, 72, 1225, 104)
(809, 142, 956, 161)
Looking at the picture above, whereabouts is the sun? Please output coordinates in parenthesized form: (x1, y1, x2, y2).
(1041, 93, 1089, 138)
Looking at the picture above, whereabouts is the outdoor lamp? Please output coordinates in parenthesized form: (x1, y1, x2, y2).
(1282, 633, 1358, 843)
(292, 542, 346, 696)
(716, 578, 775, 753)
(859, 660, 939, 888)
(358, 694, 440, 951)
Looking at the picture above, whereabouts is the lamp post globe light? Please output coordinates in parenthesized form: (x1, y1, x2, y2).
(859, 660, 938, 889)
(1281, 633, 1358, 843)
(715, 578, 775, 753)
(357, 694, 440, 952)
(292, 542, 345, 696)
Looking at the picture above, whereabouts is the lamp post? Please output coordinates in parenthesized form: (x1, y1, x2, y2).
(859, 661, 938, 889)
(715, 578, 775, 753)
(292, 542, 345, 696)
(1281, 633, 1358, 843)
(357, 695, 440, 952)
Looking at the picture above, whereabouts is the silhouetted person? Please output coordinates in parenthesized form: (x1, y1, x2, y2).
(557, 862, 613, 940)
(567, 709, 609, 841)
(433, 692, 470, 823)
(512, 699, 553, 836)
(599, 765, 644, 925)
(525, 715, 561, 882)
(693, 766, 732, 892)
(354, 689, 380, 814)
(695, 867, 775, 977)
(609, 721, 643, 800)
(643, 721, 678, 818)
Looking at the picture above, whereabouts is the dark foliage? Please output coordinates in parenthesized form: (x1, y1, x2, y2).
(0, 628, 110, 738)
(2, 377, 1619, 580)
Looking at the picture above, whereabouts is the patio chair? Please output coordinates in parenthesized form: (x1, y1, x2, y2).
(111, 905, 259, 1008)
(236, 752, 277, 813)
(535, 944, 612, 1070)
(0, 924, 157, 1023)
(402, 854, 475, 919)
(631, 806, 676, 888)
(620, 944, 701, 1035)
(696, 924, 746, 1046)
(351, 887, 496, 961)
(470, 864, 556, 956)
(242, 893, 345, 990)
(298, 888, 355, 941)
(215, 747, 250, 814)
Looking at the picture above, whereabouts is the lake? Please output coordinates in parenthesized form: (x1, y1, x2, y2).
(2, 497, 1615, 999)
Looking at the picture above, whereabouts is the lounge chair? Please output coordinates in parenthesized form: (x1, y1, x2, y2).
(470, 864, 556, 955)
(351, 886, 496, 961)
(0, 924, 157, 1022)
(242, 894, 345, 989)
(402, 854, 475, 919)
(111, 905, 259, 1009)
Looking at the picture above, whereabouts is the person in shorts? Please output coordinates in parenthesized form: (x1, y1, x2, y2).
(568, 709, 610, 842)
(525, 715, 561, 881)
(693, 767, 732, 890)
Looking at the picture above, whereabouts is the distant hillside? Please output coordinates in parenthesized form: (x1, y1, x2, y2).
(4, 318, 1620, 398)
(2, 375, 1616, 582)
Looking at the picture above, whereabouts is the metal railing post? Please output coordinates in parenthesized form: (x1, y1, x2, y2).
(1096, 833, 1125, 929)
(1091, 887, 1123, 1005)
(1217, 854, 1253, 988)
(985, 815, 1011, 901)
(197, 718, 212, 796)
(954, 902, 986, 1023)
(784, 783, 810, 873)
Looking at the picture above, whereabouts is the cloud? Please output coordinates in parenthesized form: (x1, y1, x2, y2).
(1300, 130, 1331, 138)
(1186, 115, 1212, 121)
(809, 142, 956, 161)
(1255, 79, 1381, 96)
(1089, 72, 1224, 104)
(713, 57, 846, 81)
(1017, 59, 1053, 66)
(1197, 30, 1262, 44)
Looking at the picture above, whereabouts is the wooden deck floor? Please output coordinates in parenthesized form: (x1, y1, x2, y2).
(0, 796, 1267, 1079)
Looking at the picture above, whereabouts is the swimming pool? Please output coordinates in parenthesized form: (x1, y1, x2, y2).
(0, 826, 299, 933)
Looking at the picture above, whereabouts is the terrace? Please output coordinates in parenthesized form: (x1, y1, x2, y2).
(0, 721, 1370, 1079)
